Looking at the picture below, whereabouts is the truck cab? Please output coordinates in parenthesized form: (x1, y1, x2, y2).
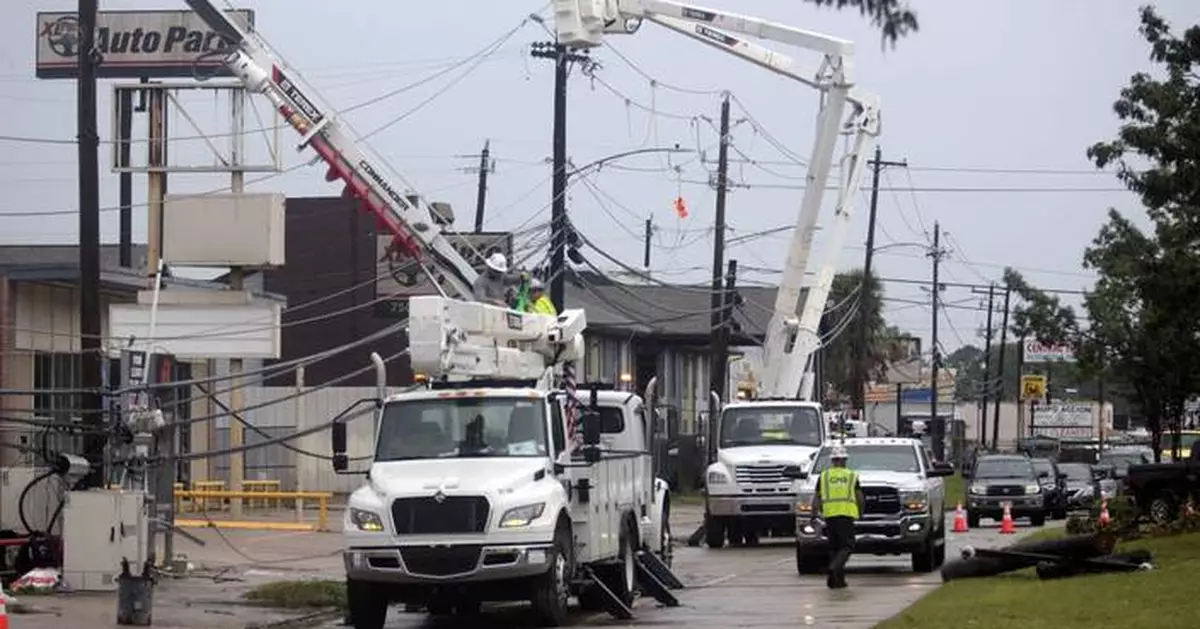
(339, 383, 675, 628)
(702, 400, 826, 548)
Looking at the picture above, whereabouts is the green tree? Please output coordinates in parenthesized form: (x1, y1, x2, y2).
(1008, 7, 1200, 460)
(820, 269, 909, 404)
(802, 0, 919, 44)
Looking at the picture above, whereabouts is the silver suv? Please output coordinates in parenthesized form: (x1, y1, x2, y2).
(786, 438, 955, 574)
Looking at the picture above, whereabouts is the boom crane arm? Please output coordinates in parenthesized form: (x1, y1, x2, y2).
(555, 1, 880, 400)
(182, 1, 481, 299)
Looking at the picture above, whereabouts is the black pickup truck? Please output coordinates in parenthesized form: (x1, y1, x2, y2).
(1124, 447, 1200, 523)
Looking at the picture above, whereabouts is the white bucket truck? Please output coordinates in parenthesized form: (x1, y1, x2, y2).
(331, 297, 682, 627)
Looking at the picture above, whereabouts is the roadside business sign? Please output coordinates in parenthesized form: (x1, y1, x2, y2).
(1023, 339, 1076, 363)
(1020, 374, 1047, 401)
(1031, 402, 1094, 439)
(35, 10, 255, 79)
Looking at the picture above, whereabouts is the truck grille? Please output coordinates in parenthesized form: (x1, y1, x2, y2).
(861, 486, 901, 515)
(391, 496, 490, 535)
(986, 485, 1026, 497)
(400, 545, 482, 577)
(734, 464, 788, 484)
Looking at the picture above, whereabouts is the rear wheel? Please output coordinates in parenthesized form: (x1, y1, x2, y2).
(966, 511, 981, 529)
(1031, 513, 1047, 527)
(658, 500, 674, 568)
(1150, 493, 1177, 524)
(911, 536, 937, 573)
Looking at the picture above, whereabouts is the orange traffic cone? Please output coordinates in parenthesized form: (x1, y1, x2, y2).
(953, 503, 969, 533)
(0, 584, 9, 629)
(1098, 499, 1111, 527)
(998, 502, 1017, 534)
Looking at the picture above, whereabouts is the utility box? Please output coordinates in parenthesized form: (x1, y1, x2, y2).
(163, 192, 286, 267)
(62, 490, 148, 592)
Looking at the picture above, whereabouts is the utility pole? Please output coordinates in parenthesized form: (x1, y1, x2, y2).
(709, 260, 738, 462)
(992, 286, 1012, 449)
(228, 90, 247, 521)
(531, 42, 590, 312)
(708, 93, 732, 438)
(78, 0, 104, 488)
(643, 218, 653, 270)
(471, 139, 493, 232)
(118, 89, 134, 268)
(928, 222, 947, 460)
(854, 146, 907, 412)
(975, 283, 996, 449)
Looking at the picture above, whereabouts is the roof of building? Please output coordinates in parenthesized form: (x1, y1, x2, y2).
(564, 271, 808, 343)
(0, 244, 285, 301)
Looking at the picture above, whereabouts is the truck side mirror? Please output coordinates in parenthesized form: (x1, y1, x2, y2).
(929, 462, 955, 478)
(1038, 470, 1050, 479)
(581, 411, 602, 464)
(331, 421, 348, 472)
(781, 465, 808, 480)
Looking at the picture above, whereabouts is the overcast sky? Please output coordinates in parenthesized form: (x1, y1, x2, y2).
(2, 0, 1195, 358)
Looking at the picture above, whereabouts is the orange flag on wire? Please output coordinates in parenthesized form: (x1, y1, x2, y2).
(674, 196, 688, 218)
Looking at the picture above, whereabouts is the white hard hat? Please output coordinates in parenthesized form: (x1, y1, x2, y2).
(829, 444, 849, 459)
(485, 252, 508, 273)
(529, 277, 544, 291)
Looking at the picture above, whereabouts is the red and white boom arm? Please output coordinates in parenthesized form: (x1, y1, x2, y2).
(183, 1, 479, 299)
(555, 0, 881, 400)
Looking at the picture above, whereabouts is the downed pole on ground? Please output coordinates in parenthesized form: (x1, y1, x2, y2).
(940, 532, 1154, 582)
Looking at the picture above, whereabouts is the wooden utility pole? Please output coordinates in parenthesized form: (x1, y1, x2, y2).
(928, 223, 947, 460)
(973, 283, 996, 448)
(643, 218, 653, 269)
(992, 286, 1012, 449)
(531, 42, 590, 311)
(472, 139, 492, 232)
(708, 93, 732, 442)
(854, 147, 906, 412)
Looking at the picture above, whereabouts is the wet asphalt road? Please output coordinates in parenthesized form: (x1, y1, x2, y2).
(325, 514, 1048, 629)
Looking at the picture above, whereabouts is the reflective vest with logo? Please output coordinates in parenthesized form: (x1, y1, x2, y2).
(819, 467, 860, 519)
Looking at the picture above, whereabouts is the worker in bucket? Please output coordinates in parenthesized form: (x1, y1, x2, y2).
(473, 252, 514, 307)
(526, 278, 557, 316)
(812, 444, 865, 589)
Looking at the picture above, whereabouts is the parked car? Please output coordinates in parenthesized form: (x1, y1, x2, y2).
(1056, 462, 1098, 510)
(965, 454, 1048, 528)
(1031, 458, 1068, 519)
(1125, 447, 1200, 523)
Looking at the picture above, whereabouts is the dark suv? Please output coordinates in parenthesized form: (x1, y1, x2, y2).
(1031, 458, 1068, 519)
(965, 454, 1048, 528)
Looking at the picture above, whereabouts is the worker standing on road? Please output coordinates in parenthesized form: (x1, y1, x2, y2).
(526, 278, 557, 316)
(813, 444, 865, 589)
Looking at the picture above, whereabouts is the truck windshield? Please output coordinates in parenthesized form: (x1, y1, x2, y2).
(375, 397, 549, 461)
(811, 445, 920, 473)
(974, 458, 1035, 479)
(720, 406, 822, 448)
(1057, 463, 1093, 481)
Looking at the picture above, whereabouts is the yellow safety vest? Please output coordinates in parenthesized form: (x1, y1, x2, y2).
(531, 295, 557, 316)
(819, 467, 860, 519)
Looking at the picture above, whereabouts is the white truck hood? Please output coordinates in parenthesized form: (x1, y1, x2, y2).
(797, 469, 925, 493)
(368, 458, 549, 497)
(718, 445, 819, 469)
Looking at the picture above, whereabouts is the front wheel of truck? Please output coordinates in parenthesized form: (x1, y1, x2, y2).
(530, 521, 573, 627)
(346, 578, 389, 629)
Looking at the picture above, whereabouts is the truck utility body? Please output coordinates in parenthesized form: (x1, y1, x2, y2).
(788, 438, 954, 574)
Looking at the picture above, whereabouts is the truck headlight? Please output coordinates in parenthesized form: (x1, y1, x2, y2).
(901, 491, 929, 512)
(969, 483, 985, 495)
(349, 508, 385, 532)
(707, 470, 730, 486)
(795, 493, 814, 515)
(499, 503, 546, 528)
(1024, 484, 1041, 495)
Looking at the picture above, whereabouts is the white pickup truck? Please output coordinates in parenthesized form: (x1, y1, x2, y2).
(786, 437, 955, 574)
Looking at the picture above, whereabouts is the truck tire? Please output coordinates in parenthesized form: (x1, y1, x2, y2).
(530, 521, 573, 627)
(612, 520, 638, 606)
(966, 511, 981, 529)
(795, 545, 826, 575)
(346, 579, 389, 629)
(658, 499, 674, 568)
(1031, 513, 1047, 527)
(1149, 493, 1177, 524)
(911, 536, 937, 573)
(704, 515, 726, 549)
